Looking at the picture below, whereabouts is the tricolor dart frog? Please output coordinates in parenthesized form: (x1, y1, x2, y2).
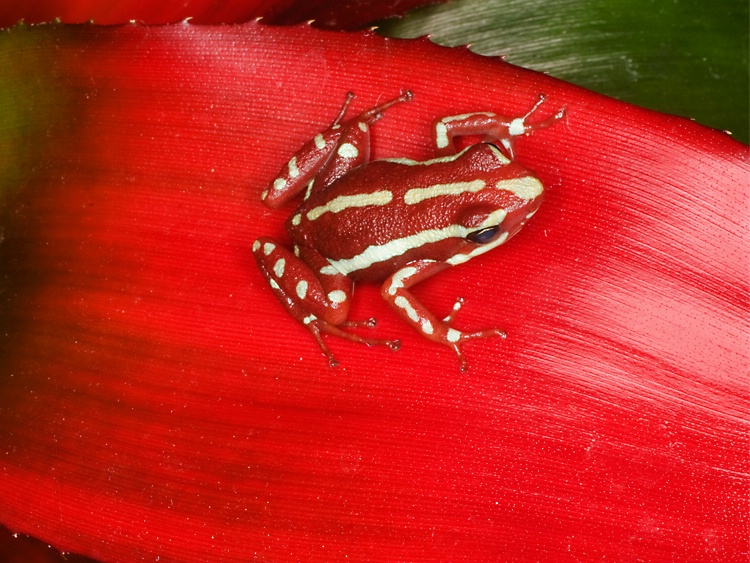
(253, 91, 564, 371)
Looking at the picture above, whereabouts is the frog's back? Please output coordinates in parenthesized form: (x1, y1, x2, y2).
(287, 144, 540, 282)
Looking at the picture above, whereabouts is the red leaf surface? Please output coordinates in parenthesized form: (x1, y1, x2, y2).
(0, 0, 442, 29)
(0, 21, 747, 561)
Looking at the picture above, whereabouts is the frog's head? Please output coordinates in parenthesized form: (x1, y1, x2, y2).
(447, 149, 545, 266)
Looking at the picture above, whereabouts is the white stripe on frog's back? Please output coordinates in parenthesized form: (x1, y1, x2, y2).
(306, 190, 393, 221)
(403, 175, 541, 206)
(380, 151, 466, 167)
(404, 180, 486, 205)
(496, 176, 543, 200)
(380, 143, 510, 168)
(321, 208, 508, 276)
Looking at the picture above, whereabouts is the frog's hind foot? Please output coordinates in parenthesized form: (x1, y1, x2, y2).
(333, 318, 400, 350)
(341, 317, 377, 329)
(306, 317, 400, 367)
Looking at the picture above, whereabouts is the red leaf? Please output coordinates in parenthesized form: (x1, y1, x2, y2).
(0, 0, 443, 29)
(0, 22, 747, 561)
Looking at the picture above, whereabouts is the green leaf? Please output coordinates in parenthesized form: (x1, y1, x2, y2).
(380, 0, 750, 143)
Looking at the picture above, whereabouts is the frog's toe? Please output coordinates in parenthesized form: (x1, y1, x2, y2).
(386, 339, 401, 351)
(341, 317, 377, 329)
(463, 327, 506, 341)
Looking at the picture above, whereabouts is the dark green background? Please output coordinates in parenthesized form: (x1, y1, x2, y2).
(381, 0, 749, 143)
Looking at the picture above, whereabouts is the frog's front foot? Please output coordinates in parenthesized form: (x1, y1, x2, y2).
(443, 297, 507, 372)
(445, 327, 507, 372)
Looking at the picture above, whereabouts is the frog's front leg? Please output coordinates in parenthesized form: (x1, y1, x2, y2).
(253, 237, 400, 366)
(381, 260, 506, 372)
(432, 94, 565, 159)
(261, 90, 413, 209)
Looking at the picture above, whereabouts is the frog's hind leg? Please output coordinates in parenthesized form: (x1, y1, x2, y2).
(314, 90, 414, 189)
(253, 238, 400, 366)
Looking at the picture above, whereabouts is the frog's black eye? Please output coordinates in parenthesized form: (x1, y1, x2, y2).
(467, 225, 501, 244)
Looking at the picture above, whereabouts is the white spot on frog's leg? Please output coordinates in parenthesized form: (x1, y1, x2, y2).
(291, 213, 302, 226)
(303, 314, 317, 325)
(327, 290, 347, 304)
(394, 295, 420, 323)
(314, 134, 326, 150)
(296, 280, 308, 300)
(435, 122, 449, 149)
(387, 266, 418, 295)
(261, 189, 268, 200)
(307, 190, 393, 221)
(320, 265, 339, 276)
(273, 178, 287, 191)
(509, 117, 526, 136)
(496, 176, 543, 200)
(293, 245, 300, 257)
(421, 319, 434, 335)
(337, 142, 358, 159)
(252, 240, 261, 252)
(304, 179, 315, 201)
(358, 122, 368, 132)
(270, 278, 281, 290)
(446, 328, 461, 343)
(442, 299, 463, 322)
(273, 258, 286, 278)
(263, 242, 276, 256)
(526, 209, 538, 219)
(288, 156, 299, 178)
(434, 114, 497, 149)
